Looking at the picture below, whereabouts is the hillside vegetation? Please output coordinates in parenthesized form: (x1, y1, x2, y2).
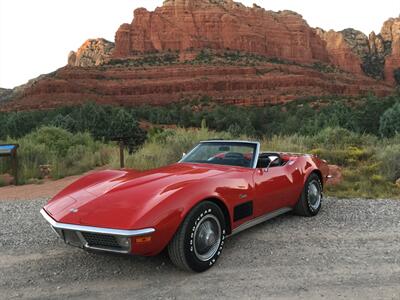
(1, 94, 399, 139)
(114, 127, 400, 199)
(0, 96, 399, 198)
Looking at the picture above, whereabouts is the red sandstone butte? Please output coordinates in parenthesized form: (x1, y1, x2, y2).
(114, 0, 329, 64)
(1, 0, 399, 112)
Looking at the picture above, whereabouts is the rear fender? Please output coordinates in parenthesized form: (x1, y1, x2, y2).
(302, 156, 329, 187)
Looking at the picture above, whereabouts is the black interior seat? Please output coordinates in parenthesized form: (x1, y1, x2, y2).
(257, 157, 271, 168)
(257, 153, 282, 168)
(269, 156, 282, 167)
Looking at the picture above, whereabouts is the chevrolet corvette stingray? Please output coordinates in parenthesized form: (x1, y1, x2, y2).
(41, 140, 330, 272)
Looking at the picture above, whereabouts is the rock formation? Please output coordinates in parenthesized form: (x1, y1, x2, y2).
(381, 18, 400, 85)
(113, 0, 329, 64)
(0, 61, 393, 112)
(327, 165, 342, 186)
(315, 29, 364, 75)
(1, 1, 399, 111)
(113, 1, 400, 85)
(317, 17, 400, 85)
(0, 88, 11, 99)
(0, 173, 14, 186)
(68, 38, 115, 67)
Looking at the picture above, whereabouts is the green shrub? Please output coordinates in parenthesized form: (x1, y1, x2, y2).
(1, 126, 114, 183)
(194, 49, 214, 64)
(309, 127, 377, 149)
(361, 54, 385, 80)
(378, 144, 400, 182)
(379, 102, 400, 137)
(28, 127, 76, 156)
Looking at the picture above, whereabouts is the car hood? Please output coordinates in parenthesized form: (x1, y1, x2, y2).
(44, 163, 229, 229)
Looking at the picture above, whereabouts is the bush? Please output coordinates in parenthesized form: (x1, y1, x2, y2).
(361, 54, 385, 80)
(379, 102, 400, 137)
(378, 144, 400, 182)
(309, 127, 377, 149)
(1, 126, 114, 183)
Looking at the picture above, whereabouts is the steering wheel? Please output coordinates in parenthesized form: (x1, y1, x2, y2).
(224, 152, 245, 159)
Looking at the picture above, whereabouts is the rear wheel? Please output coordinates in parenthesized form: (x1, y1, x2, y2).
(294, 173, 322, 217)
(168, 201, 227, 272)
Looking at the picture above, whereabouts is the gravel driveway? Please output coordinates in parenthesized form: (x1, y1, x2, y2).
(1, 197, 399, 300)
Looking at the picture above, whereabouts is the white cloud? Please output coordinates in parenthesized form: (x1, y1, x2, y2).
(0, 0, 399, 88)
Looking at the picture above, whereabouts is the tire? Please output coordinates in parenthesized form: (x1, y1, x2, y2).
(168, 201, 227, 272)
(293, 173, 323, 217)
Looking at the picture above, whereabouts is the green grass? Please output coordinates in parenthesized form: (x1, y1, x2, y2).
(115, 127, 400, 199)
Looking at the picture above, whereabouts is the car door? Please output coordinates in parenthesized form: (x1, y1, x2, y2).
(253, 161, 302, 216)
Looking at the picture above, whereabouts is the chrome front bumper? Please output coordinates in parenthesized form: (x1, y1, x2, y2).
(40, 209, 155, 254)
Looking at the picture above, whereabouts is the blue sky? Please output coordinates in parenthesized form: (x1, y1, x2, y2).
(1, 0, 399, 88)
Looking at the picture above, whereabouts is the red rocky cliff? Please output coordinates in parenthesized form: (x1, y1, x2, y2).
(1, 1, 399, 111)
(315, 29, 364, 75)
(114, 0, 400, 85)
(317, 17, 400, 85)
(68, 38, 115, 67)
(114, 0, 329, 64)
(381, 18, 400, 84)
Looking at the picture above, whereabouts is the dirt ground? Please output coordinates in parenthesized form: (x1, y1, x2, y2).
(1, 196, 399, 300)
(0, 173, 89, 201)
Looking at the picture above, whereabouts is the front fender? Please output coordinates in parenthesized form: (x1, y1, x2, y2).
(131, 175, 252, 256)
(131, 179, 231, 256)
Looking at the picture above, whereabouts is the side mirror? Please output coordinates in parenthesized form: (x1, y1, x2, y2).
(182, 152, 186, 158)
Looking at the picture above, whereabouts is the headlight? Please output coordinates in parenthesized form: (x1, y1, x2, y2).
(116, 237, 131, 248)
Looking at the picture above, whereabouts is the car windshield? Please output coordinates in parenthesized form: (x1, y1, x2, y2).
(180, 142, 257, 168)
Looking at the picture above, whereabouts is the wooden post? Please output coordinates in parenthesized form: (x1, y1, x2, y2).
(13, 151, 18, 185)
(119, 140, 125, 169)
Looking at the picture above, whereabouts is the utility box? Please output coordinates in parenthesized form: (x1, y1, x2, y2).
(0, 144, 19, 185)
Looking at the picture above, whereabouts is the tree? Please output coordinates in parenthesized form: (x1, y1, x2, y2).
(379, 102, 400, 137)
(107, 108, 147, 153)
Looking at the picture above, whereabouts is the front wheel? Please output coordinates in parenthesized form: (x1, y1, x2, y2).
(168, 201, 227, 272)
(293, 173, 323, 217)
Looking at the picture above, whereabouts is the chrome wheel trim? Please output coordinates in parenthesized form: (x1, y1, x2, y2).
(193, 214, 221, 262)
(308, 180, 322, 211)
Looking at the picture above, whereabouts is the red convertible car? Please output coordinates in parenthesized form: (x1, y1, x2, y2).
(41, 140, 329, 272)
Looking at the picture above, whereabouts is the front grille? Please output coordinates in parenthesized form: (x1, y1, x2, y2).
(81, 232, 121, 249)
